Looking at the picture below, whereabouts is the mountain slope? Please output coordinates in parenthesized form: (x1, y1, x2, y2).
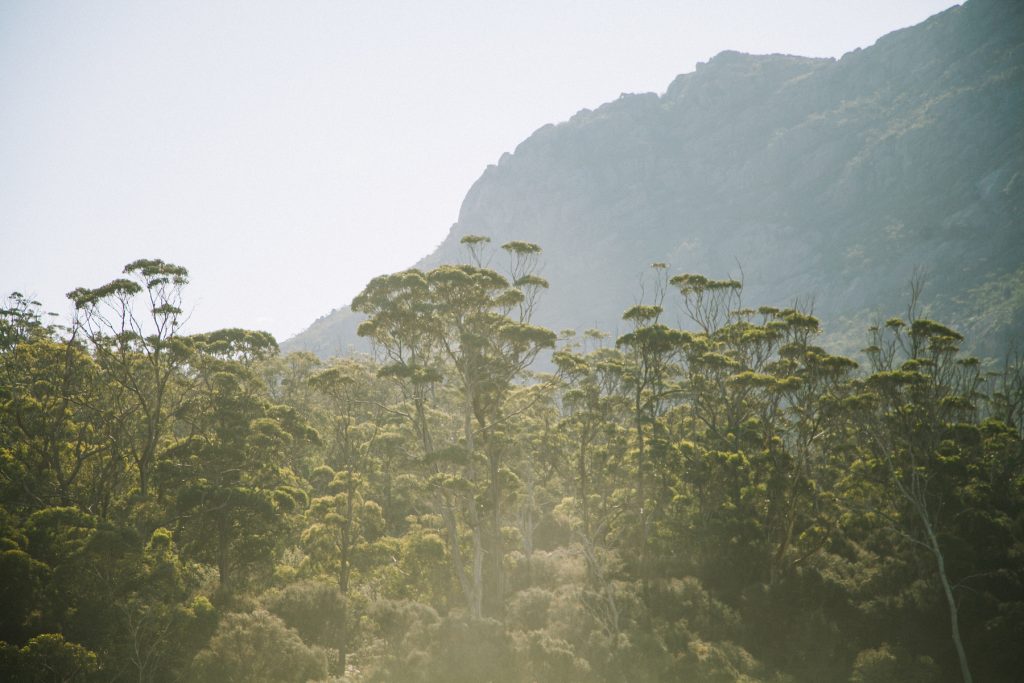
(286, 0, 1024, 359)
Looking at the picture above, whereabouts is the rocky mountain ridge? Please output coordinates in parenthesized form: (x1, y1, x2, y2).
(286, 0, 1023, 360)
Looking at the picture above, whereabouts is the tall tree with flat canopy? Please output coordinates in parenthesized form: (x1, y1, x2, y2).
(67, 260, 190, 499)
(851, 288, 985, 683)
(353, 237, 555, 618)
(615, 265, 688, 597)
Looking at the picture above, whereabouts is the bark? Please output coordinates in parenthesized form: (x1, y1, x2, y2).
(442, 498, 480, 619)
(489, 440, 505, 619)
(923, 515, 973, 683)
(217, 513, 230, 594)
(338, 464, 355, 672)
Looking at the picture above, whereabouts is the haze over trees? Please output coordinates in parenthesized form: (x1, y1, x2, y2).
(2, 238, 1022, 681)
(3, 1, 1023, 681)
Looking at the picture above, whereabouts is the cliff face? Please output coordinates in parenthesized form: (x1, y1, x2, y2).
(286, 0, 1024, 359)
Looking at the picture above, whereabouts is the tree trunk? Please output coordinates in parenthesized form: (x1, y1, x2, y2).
(635, 390, 649, 600)
(924, 519, 973, 683)
(217, 513, 230, 594)
(441, 498, 479, 619)
(489, 441, 504, 619)
(579, 437, 590, 539)
(468, 504, 484, 620)
(338, 465, 355, 673)
(462, 387, 485, 619)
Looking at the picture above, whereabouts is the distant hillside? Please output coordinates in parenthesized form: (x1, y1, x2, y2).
(285, 0, 1024, 360)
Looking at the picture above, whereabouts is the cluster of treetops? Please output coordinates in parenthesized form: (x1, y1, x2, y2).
(1, 238, 1022, 682)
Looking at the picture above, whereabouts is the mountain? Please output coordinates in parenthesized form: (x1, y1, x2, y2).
(284, 0, 1024, 361)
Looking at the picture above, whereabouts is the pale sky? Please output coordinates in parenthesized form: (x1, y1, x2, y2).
(0, 0, 958, 341)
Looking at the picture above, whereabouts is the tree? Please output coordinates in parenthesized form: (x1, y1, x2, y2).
(615, 266, 688, 595)
(0, 336, 107, 511)
(302, 358, 389, 672)
(190, 609, 327, 683)
(1, 633, 99, 682)
(167, 330, 303, 597)
(353, 239, 555, 618)
(117, 529, 217, 683)
(851, 297, 985, 683)
(67, 260, 191, 498)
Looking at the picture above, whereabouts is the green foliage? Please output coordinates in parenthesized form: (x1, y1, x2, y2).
(262, 579, 348, 649)
(190, 609, 328, 683)
(3, 256, 1024, 681)
(849, 644, 939, 683)
(0, 633, 99, 682)
(0, 549, 49, 642)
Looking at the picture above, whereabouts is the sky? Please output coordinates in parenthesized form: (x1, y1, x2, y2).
(0, 0, 959, 342)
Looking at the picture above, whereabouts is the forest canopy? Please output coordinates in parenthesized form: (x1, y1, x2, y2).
(1, 243, 1022, 682)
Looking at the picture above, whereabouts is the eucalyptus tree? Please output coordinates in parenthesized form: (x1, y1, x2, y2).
(0, 334, 106, 511)
(553, 343, 626, 542)
(352, 266, 482, 614)
(0, 291, 52, 351)
(302, 358, 391, 672)
(664, 274, 776, 590)
(165, 328, 305, 598)
(615, 266, 689, 594)
(987, 349, 1024, 437)
(494, 379, 563, 589)
(756, 312, 856, 587)
(851, 299, 988, 683)
(669, 274, 744, 442)
(67, 260, 191, 498)
(551, 341, 633, 644)
(260, 351, 323, 418)
(697, 305, 858, 587)
(353, 238, 555, 618)
(0, 293, 136, 517)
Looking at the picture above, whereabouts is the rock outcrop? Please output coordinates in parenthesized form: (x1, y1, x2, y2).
(286, 0, 1024, 359)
